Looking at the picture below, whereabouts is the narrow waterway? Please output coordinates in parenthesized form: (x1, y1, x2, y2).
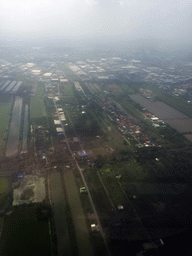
(130, 94, 192, 142)
(22, 105, 28, 152)
(6, 96, 23, 157)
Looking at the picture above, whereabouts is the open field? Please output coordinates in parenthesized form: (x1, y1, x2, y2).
(61, 96, 79, 106)
(90, 111, 130, 152)
(0, 205, 51, 256)
(98, 158, 192, 240)
(112, 95, 189, 147)
(118, 83, 135, 94)
(105, 84, 122, 93)
(64, 104, 129, 158)
(60, 63, 80, 81)
(0, 101, 12, 158)
(112, 95, 143, 120)
(0, 177, 9, 194)
(5, 96, 23, 157)
(30, 86, 46, 119)
(73, 169, 107, 256)
(60, 82, 74, 97)
(136, 83, 192, 118)
(131, 94, 192, 142)
(13, 175, 45, 205)
(50, 171, 71, 256)
(0, 176, 10, 209)
(83, 168, 150, 242)
(63, 169, 94, 256)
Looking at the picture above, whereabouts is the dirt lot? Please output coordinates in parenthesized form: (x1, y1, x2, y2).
(13, 175, 45, 205)
(106, 84, 122, 93)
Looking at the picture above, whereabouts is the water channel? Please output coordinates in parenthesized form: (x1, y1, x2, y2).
(22, 105, 28, 152)
(6, 96, 23, 157)
(130, 94, 192, 142)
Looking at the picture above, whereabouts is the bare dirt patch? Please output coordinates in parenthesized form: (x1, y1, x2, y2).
(106, 84, 122, 93)
(13, 175, 45, 205)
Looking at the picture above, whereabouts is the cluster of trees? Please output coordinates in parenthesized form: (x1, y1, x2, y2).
(74, 110, 100, 137)
(158, 125, 190, 148)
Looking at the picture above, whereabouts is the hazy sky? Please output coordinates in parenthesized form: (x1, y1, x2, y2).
(1, 0, 192, 47)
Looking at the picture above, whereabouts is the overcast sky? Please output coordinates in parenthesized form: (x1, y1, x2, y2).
(1, 0, 192, 48)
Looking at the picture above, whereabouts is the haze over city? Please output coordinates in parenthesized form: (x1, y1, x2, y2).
(1, 0, 192, 49)
(1, 1, 192, 256)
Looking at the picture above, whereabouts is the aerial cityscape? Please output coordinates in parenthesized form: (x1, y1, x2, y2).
(1, 0, 192, 255)
(0, 43, 192, 256)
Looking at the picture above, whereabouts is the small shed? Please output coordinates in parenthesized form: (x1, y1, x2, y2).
(56, 127, 64, 133)
(54, 120, 61, 125)
(78, 150, 88, 157)
(80, 187, 87, 193)
(91, 224, 98, 232)
(18, 173, 23, 178)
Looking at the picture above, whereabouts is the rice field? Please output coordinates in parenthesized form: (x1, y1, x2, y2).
(0, 101, 12, 158)
(0, 205, 51, 256)
(61, 83, 74, 97)
(63, 169, 94, 256)
(30, 86, 46, 119)
(0, 177, 9, 194)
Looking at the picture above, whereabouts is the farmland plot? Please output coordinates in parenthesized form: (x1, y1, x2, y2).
(0, 101, 12, 157)
(50, 172, 71, 256)
(6, 96, 23, 157)
(30, 86, 46, 119)
(63, 169, 94, 256)
(0, 205, 51, 256)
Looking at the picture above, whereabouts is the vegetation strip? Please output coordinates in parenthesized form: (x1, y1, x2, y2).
(63, 169, 94, 256)
(5, 96, 23, 157)
(30, 86, 46, 119)
(50, 172, 71, 256)
(0, 101, 12, 158)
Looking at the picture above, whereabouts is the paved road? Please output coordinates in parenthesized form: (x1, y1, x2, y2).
(53, 98, 111, 256)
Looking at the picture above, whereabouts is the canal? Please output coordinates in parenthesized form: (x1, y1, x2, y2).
(130, 94, 192, 142)
(6, 96, 23, 157)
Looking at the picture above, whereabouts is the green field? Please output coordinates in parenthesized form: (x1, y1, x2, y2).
(0, 177, 9, 194)
(30, 86, 46, 119)
(0, 177, 10, 209)
(0, 205, 51, 256)
(61, 82, 74, 97)
(138, 83, 192, 118)
(60, 64, 80, 81)
(0, 101, 12, 157)
(118, 83, 135, 94)
(50, 172, 72, 256)
(63, 169, 94, 256)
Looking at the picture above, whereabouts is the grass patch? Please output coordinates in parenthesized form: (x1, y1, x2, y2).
(137, 83, 192, 118)
(30, 86, 46, 119)
(104, 168, 111, 173)
(20, 187, 34, 200)
(0, 101, 12, 158)
(60, 64, 80, 81)
(0, 177, 9, 194)
(0, 204, 51, 256)
(0, 176, 10, 209)
(118, 83, 135, 94)
(60, 96, 79, 106)
(60, 83, 74, 97)
(50, 172, 72, 256)
(63, 170, 94, 256)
